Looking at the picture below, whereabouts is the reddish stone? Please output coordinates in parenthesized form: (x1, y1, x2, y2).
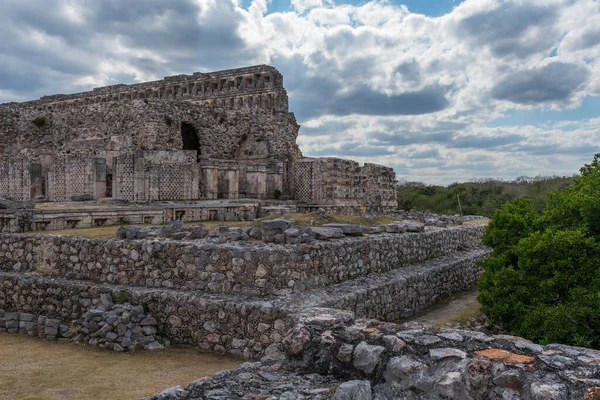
(585, 387, 600, 400)
(504, 353, 535, 365)
(475, 349, 510, 360)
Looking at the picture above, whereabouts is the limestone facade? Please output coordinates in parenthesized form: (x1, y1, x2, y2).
(0, 65, 396, 212)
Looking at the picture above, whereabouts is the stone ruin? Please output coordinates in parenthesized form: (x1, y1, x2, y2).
(0, 65, 397, 225)
(2, 221, 600, 399)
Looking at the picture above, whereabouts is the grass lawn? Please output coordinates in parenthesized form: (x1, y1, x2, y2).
(0, 333, 242, 400)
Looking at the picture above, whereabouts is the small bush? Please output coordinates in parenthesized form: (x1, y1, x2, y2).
(32, 116, 47, 128)
(116, 288, 129, 305)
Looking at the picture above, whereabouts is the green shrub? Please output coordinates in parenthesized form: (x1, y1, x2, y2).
(116, 288, 129, 304)
(32, 116, 47, 128)
(481, 198, 539, 253)
(478, 154, 600, 348)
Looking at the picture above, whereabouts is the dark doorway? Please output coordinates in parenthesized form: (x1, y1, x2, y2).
(181, 122, 200, 159)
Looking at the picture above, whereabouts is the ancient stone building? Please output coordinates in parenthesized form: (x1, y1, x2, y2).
(0, 65, 396, 213)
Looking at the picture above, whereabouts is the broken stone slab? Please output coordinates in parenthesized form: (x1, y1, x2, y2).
(436, 371, 470, 399)
(368, 225, 384, 234)
(158, 220, 185, 237)
(425, 218, 448, 228)
(383, 355, 428, 388)
(284, 228, 301, 238)
(382, 224, 406, 233)
(244, 227, 262, 239)
(353, 341, 385, 375)
(429, 348, 467, 360)
(145, 385, 189, 400)
(260, 219, 293, 231)
(308, 227, 344, 240)
(400, 222, 425, 232)
(331, 380, 372, 400)
(187, 225, 208, 239)
(144, 341, 164, 351)
(323, 223, 367, 236)
(530, 383, 568, 400)
(0, 198, 34, 209)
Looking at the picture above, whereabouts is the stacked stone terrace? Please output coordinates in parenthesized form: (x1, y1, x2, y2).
(0, 216, 488, 359)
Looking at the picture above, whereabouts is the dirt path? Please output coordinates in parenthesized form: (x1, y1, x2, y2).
(403, 286, 481, 327)
(0, 334, 242, 400)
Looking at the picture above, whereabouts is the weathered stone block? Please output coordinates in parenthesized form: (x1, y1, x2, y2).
(323, 224, 367, 236)
(309, 227, 344, 240)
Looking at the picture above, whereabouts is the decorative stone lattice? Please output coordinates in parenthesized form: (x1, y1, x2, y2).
(157, 167, 187, 200)
(67, 158, 93, 199)
(293, 157, 396, 212)
(293, 161, 314, 204)
(47, 156, 95, 201)
(0, 158, 31, 201)
(114, 154, 135, 201)
(47, 161, 67, 201)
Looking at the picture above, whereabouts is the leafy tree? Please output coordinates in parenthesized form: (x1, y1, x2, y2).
(478, 154, 600, 347)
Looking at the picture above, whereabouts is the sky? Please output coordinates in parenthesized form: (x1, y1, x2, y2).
(0, 0, 599, 184)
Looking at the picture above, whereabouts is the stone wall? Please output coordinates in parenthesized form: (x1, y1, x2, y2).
(0, 156, 31, 201)
(0, 225, 484, 297)
(0, 304, 165, 352)
(113, 150, 201, 201)
(277, 308, 600, 400)
(293, 157, 397, 213)
(0, 272, 289, 359)
(0, 221, 490, 362)
(0, 202, 259, 233)
(47, 155, 106, 201)
(0, 100, 301, 164)
(315, 251, 488, 322)
(144, 307, 600, 400)
(16, 65, 288, 114)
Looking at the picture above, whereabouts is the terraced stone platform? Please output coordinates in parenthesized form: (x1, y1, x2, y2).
(0, 224, 488, 359)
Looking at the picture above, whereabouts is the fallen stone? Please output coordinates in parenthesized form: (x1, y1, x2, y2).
(429, 348, 467, 360)
(353, 341, 385, 375)
(436, 371, 469, 399)
(530, 383, 568, 400)
(383, 356, 428, 388)
(144, 341, 165, 351)
(323, 224, 367, 236)
(331, 380, 372, 400)
(309, 227, 344, 240)
(260, 219, 292, 231)
(400, 222, 425, 232)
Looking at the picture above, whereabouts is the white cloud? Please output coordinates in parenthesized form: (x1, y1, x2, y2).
(0, 0, 599, 183)
(291, 0, 333, 15)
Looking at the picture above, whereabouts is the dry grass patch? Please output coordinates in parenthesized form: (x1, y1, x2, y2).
(259, 212, 396, 227)
(27, 225, 125, 239)
(27, 220, 253, 239)
(463, 218, 490, 225)
(0, 333, 242, 400)
(27, 213, 399, 239)
(401, 287, 482, 328)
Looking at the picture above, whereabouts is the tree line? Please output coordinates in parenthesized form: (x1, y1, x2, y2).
(397, 175, 577, 217)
